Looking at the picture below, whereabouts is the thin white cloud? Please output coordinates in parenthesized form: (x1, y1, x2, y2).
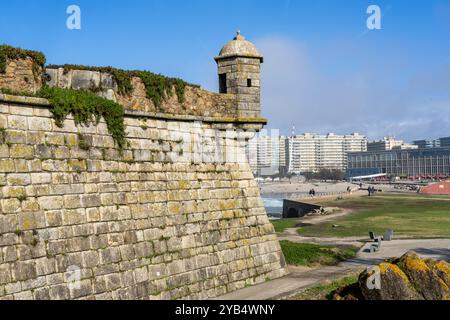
(255, 35, 450, 142)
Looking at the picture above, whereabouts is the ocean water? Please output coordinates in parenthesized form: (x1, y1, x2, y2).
(263, 198, 284, 208)
(262, 197, 284, 217)
(262, 192, 309, 218)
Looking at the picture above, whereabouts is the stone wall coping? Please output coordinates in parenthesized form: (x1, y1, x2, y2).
(0, 93, 267, 125)
(0, 93, 49, 106)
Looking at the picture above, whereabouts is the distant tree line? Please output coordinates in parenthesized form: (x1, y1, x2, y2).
(303, 169, 345, 181)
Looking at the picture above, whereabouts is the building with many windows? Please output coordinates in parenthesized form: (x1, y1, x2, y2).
(247, 136, 259, 174)
(279, 136, 289, 176)
(413, 139, 441, 149)
(347, 147, 450, 178)
(412, 137, 450, 149)
(246, 133, 287, 176)
(439, 137, 450, 148)
(248, 132, 367, 176)
(287, 133, 317, 173)
(368, 137, 418, 152)
(287, 133, 367, 174)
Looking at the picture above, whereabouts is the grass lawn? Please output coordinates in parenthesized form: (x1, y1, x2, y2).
(288, 274, 359, 300)
(280, 241, 358, 267)
(271, 219, 301, 233)
(297, 194, 450, 238)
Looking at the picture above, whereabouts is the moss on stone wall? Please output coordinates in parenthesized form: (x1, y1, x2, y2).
(0, 87, 39, 97)
(38, 86, 126, 148)
(0, 45, 46, 79)
(1, 87, 127, 149)
(46, 64, 199, 109)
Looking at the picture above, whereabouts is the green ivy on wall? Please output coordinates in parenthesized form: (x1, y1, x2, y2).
(1, 45, 201, 150)
(38, 86, 126, 149)
(0, 86, 126, 149)
(47, 64, 198, 109)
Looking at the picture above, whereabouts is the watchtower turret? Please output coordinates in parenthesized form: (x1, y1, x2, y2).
(215, 32, 263, 118)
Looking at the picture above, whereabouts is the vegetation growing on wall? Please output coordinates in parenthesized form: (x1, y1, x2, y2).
(0, 45, 202, 148)
(131, 70, 191, 109)
(0, 86, 126, 148)
(0, 88, 39, 97)
(38, 86, 126, 148)
(0, 45, 46, 79)
(47, 64, 199, 109)
(46, 65, 134, 95)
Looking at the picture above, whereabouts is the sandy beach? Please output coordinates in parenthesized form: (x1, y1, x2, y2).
(260, 180, 358, 197)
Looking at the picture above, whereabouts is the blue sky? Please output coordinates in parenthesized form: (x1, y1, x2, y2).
(1, 0, 450, 141)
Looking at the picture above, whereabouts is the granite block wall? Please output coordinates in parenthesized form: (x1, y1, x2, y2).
(0, 95, 287, 300)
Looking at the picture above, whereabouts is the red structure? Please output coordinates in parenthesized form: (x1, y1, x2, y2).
(420, 181, 450, 195)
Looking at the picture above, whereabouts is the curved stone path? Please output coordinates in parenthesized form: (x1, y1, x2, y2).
(214, 238, 450, 300)
(215, 202, 450, 300)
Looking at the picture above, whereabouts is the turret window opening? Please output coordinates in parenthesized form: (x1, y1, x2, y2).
(219, 74, 227, 93)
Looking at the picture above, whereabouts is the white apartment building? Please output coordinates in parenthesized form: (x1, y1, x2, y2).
(279, 136, 288, 175)
(368, 137, 418, 152)
(247, 137, 258, 173)
(246, 132, 287, 176)
(257, 135, 280, 176)
(288, 133, 316, 173)
(248, 132, 367, 176)
(287, 133, 367, 173)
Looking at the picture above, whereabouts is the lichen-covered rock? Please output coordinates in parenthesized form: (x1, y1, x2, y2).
(333, 283, 364, 301)
(392, 252, 449, 300)
(334, 251, 450, 300)
(359, 263, 421, 300)
(426, 259, 450, 287)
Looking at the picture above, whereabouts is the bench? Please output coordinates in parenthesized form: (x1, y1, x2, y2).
(369, 230, 394, 242)
(369, 237, 382, 253)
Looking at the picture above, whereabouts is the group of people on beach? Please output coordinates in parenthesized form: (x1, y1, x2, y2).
(309, 189, 316, 197)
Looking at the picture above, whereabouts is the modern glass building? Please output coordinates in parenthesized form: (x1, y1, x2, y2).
(413, 139, 441, 149)
(440, 137, 450, 148)
(347, 147, 450, 178)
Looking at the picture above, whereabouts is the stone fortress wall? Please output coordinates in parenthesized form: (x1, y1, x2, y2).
(0, 58, 43, 94)
(0, 34, 288, 300)
(45, 67, 239, 119)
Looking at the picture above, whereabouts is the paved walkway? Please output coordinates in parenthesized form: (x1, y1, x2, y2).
(214, 239, 450, 300)
(346, 238, 450, 266)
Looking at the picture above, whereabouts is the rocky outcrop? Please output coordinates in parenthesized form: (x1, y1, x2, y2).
(358, 262, 422, 300)
(306, 207, 339, 217)
(334, 252, 450, 300)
